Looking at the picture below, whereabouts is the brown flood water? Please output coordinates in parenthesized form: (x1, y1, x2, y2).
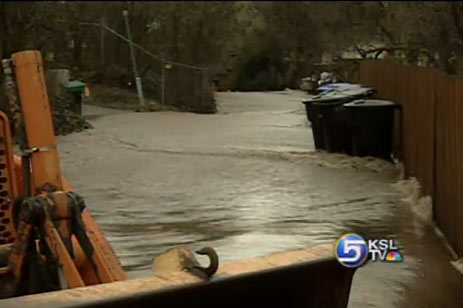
(57, 90, 462, 307)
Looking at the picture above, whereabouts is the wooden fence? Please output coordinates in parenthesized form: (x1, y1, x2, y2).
(350, 60, 463, 257)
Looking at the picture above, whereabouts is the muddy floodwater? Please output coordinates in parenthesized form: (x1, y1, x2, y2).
(58, 91, 462, 308)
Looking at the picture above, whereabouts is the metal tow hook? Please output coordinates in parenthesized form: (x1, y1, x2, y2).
(189, 247, 219, 280)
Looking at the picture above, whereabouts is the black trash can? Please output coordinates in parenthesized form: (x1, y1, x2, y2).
(303, 99, 326, 150)
(312, 95, 353, 154)
(344, 99, 398, 161)
(302, 100, 313, 122)
(303, 87, 377, 153)
(303, 95, 350, 151)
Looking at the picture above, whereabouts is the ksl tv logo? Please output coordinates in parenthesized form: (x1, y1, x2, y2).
(335, 233, 403, 268)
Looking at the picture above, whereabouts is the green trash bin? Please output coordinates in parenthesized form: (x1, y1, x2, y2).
(65, 80, 86, 115)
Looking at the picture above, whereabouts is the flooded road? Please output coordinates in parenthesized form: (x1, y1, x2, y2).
(58, 90, 462, 307)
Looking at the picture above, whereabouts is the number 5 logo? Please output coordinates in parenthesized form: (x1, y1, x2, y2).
(335, 234, 368, 268)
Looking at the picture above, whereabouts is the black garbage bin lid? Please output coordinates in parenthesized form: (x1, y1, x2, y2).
(305, 93, 352, 106)
(344, 99, 396, 108)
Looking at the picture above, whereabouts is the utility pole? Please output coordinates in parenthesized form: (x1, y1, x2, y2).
(123, 9, 145, 107)
(154, 18, 165, 105)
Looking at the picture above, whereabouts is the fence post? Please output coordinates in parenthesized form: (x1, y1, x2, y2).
(202, 69, 206, 107)
(161, 60, 165, 105)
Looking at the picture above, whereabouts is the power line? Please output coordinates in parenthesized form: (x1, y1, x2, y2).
(58, 19, 204, 71)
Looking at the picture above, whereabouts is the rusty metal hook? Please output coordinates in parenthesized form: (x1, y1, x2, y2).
(193, 247, 219, 279)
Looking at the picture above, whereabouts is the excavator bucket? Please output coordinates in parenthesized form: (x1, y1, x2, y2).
(0, 245, 358, 308)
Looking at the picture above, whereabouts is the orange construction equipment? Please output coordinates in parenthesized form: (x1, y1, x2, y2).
(0, 51, 127, 298)
(0, 50, 358, 307)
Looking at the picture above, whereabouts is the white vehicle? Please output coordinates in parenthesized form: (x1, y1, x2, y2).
(318, 72, 337, 86)
(299, 75, 319, 93)
(299, 77, 313, 91)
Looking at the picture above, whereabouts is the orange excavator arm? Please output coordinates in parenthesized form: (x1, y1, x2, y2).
(11, 154, 127, 284)
(12, 155, 72, 195)
(0, 50, 127, 299)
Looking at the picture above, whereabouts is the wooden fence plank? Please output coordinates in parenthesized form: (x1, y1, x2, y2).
(351, 61, 463, 256)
